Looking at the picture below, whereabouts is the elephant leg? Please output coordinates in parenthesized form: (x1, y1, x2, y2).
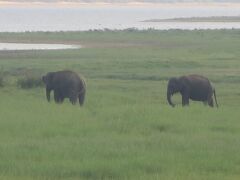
(78, 91, 85, 106)
(182, 95, 189, 106)
(46, 88, 51, 102)
(57, 91, 64, 104)
(208, 97, 214, 107)
(70, 98, 77, 105)
(57, 96, 64, 104)
(69, 93, 78, 105)
(54, 90, 61, 104)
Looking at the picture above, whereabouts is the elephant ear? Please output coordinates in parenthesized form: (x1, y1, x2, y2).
(169, 77, 176, 82)
(43, 72, 54, 85)
(168, 77, 178, 86)
(169, 77, 183, 92)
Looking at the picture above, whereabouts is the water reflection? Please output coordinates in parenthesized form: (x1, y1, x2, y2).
(0, 43, 81, 50)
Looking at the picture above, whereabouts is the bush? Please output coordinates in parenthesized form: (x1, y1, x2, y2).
(0, 76, 3, 87)
(0, 67, 5, 87)
(17, 76, 43, 89)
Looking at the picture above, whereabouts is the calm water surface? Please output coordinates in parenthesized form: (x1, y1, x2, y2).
(0, 43, 81, 50)
(0, 4, 240, 32)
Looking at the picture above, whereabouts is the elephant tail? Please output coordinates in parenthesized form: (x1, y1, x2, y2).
(78, 89, 86, 106)
(78, 78, 86, 106)
(213, 88, 218, 108)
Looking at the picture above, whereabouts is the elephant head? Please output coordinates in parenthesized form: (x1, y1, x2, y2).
(42, 72, 55, 102)
(167, 77, 183, 107)
(42, 72, 55, 88)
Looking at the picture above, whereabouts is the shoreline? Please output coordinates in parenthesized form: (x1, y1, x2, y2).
(142, 16, 240, 23)
(1, 28, 240, 33)
(0, 28, 239, 34)
(0, 28, 240, 34)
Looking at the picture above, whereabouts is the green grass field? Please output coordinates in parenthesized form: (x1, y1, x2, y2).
(0, 29, 240, 180)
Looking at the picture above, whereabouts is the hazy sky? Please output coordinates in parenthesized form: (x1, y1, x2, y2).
(1, 0, 240, 2)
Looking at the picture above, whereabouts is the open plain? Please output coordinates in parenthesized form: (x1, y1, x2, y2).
(0, 30, 240, 179)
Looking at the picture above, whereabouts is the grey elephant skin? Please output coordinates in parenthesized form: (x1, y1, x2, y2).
(167, 74, 218, 107)
(42, 70, 86, 106)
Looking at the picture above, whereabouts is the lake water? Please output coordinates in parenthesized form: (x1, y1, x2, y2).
(0, 3, 240, 32)
(0, 43, 81, 50)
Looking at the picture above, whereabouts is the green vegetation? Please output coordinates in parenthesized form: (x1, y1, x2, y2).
(17, 76, 43, 89)
(0, 29, 240, 179)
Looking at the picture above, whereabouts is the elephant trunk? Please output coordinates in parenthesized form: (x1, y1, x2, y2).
(167, 91, 175, 107)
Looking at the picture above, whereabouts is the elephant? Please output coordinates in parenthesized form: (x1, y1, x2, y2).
(42, 70, 86, 106)
(167, 74, 218, 107)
